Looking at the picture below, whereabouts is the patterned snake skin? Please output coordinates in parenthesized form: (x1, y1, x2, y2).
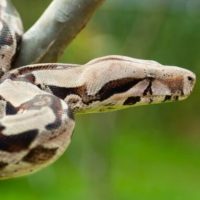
(0, 0, 196, 179)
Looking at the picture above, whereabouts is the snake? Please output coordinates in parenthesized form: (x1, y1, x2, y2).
(0, 0, 196, 180)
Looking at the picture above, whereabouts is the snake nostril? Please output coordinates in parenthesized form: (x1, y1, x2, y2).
(187, 76, 194, 82)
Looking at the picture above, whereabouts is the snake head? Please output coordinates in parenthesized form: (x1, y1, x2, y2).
(121, 64, 196, 106)
(78, 56, 196, 113)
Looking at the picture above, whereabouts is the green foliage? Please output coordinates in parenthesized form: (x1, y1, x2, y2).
(2, 1, 200, 199)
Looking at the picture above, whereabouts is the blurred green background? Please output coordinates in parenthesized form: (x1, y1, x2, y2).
(1, 0, 200, 199)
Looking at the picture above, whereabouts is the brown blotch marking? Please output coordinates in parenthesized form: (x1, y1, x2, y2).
(44, 94, 67, 130)
(45, 121, 61, 130)
(164, 95, 172, 102)
(0, 161, 8, 170)
(0, 129, 38, 152)
(149, 98, 153, 103)
(21, 73, 36, 84)
(124, 96, 141, 105)
(159, 77, 184, 95)
(49, 85, 86, 100)
(49, 78, 143, 105)
(174, 96, 179, 101)
(0, 73, 17, 82)
(96, 78, 143, 102)
(46, 105, 74, 130)
(20, 94, 65, 131)
(0, 125, 5, 132)
(0, 20, 13, 46)
(23, 146, 58, 164)
(3, 72, 35, 84)
(6, 101, 18, 115)
(143, 78, 154, 96)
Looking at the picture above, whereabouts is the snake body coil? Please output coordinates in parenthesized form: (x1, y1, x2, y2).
(0, 1, 196, 179)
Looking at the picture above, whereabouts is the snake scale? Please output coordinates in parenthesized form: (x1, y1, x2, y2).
(0, 0, 196, 180)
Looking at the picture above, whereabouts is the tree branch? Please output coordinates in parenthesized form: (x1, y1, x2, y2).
(13, 0, 105, 68)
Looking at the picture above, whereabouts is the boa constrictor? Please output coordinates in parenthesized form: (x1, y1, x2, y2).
(0, 0, 196, 179)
